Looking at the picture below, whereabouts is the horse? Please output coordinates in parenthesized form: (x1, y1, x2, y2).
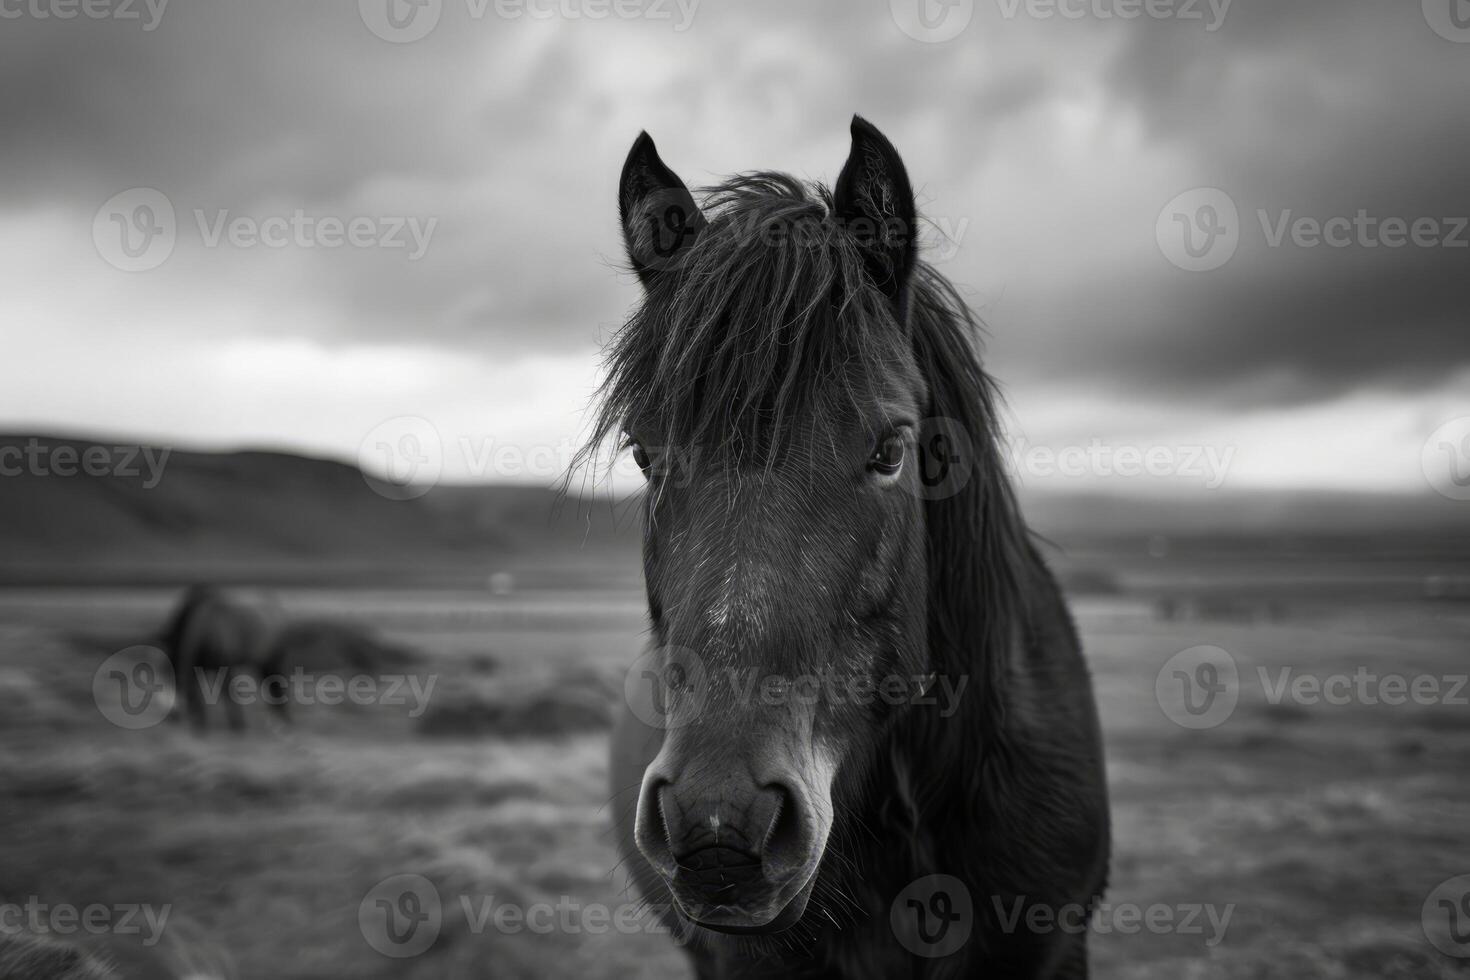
(0, 931, 115, 980)
(159, 585, 407, 731)
(600, 117, 1110, 978)
(0, 926, 232, 980)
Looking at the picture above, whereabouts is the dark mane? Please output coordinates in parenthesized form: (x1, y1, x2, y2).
(587, 172, 909, 470)
(905, 262, 1041, 742)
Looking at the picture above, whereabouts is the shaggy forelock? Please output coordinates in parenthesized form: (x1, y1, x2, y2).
(588, 172, 910, 471)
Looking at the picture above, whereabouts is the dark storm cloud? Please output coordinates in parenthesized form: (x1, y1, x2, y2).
(1, 0, 1465, 412)
(1076, 0, 1470, 403)
(988, 242, 1469, 410)
(0, 3, 489, 203)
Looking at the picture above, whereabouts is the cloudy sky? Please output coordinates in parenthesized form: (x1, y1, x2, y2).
(2, 0, 1466, 495)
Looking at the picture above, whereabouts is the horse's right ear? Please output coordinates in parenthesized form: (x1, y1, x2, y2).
(619, 132, 705, 287)
(833, 115, 917, 313)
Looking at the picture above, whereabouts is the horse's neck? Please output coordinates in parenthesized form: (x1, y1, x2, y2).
(876, 548, 1092, 865)
(882, 543, 1060, 791)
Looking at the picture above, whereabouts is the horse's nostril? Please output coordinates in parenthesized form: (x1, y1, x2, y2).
(652, 782, 674, 847)
(759, 783, 807, 878)
(652, 785, 667, 824)
(634, 776, 678, 879)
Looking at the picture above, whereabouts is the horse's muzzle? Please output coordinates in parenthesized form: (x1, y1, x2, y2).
(634, 769, 827, 933)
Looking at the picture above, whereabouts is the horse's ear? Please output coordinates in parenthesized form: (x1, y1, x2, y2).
(833, 115, 917, 311)
(619, 132, 705, 288)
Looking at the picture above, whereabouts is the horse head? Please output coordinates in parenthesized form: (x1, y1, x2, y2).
(601, 118, 984, 934)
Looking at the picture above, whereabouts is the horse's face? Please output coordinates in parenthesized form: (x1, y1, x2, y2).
(628, 374, 933, 934)
(612, 119, 930, 934)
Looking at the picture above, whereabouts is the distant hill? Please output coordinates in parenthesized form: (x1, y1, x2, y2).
(0, 434, 1463, 585)
(0, 435, 638, 586)
(1022, 486, 1470, 560)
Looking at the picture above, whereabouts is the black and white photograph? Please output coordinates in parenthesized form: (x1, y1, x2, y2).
(1, 1, 1467, 977)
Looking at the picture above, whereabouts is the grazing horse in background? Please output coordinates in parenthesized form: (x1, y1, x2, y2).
(0, 927, 232, 980)
(0, 931, 115, 980)
(160, 585, 286, 731)
(602, 118, 1109, 977)
(160, 585, 403, 731)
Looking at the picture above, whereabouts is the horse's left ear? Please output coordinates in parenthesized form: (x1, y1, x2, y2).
(833, 115, 918, 313)
(619, 131, 706, 288)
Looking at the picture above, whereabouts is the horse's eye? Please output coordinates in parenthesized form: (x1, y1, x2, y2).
(628, 439, 651, 476)
(869, 432, 906, 477)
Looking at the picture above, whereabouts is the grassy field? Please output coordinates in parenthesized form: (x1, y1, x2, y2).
(0, 582, 1467, 979)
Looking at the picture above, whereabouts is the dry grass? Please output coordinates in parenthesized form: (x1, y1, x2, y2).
(0, 590, 1466, 978)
